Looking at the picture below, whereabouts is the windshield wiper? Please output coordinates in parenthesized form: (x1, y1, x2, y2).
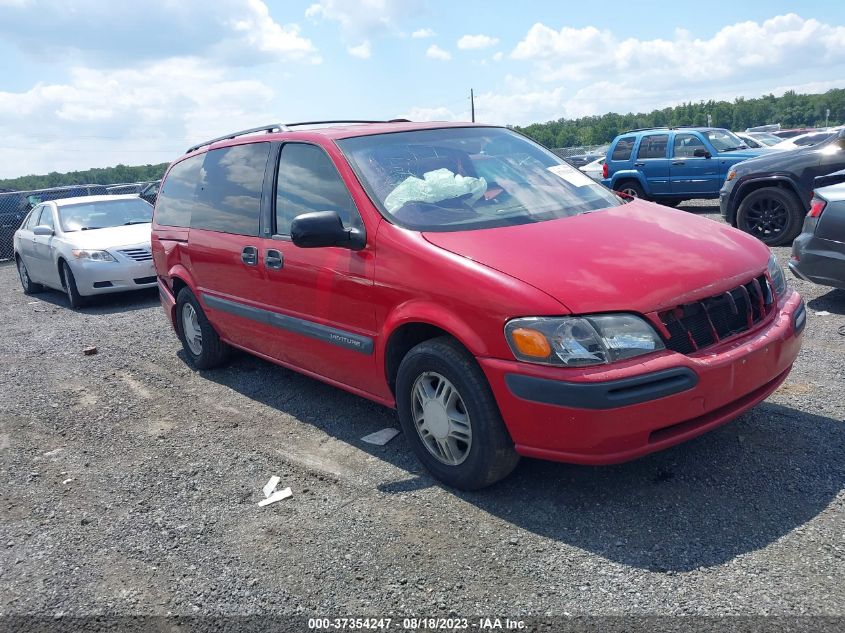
(721, 146, 743, 152)
(123, 220, 151, 225)
(79, 226, 103, 231)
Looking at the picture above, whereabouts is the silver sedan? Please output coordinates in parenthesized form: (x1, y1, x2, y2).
(13, 194, 156, 308)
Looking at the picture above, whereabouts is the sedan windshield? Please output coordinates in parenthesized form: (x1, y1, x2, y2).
(704, 129, 747, 152)
(337, 127, 620, 232)
(59, 198, 153, 232)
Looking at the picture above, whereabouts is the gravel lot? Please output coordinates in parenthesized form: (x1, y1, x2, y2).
(1, 202, 843, 625)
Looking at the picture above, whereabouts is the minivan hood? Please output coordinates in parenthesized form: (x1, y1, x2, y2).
(422, 200, 770, 315)
(63, 223, 151, 250)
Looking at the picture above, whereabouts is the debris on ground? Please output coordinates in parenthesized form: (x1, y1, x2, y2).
(83, 346, 98, 356)
(262, 475, 281, 498)
(258, 487, 292, 507)
(814, 310, 831, 316)
(361, 428, 401, 446)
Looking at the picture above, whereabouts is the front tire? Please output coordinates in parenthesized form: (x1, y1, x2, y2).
(736, 187, 803, 246)
(175, 287, 230, 370)
(616, 181, 646, 200)
(16, 256, 43, 294)
(396, 337, 519, 490)
(61, 261, 86, 308)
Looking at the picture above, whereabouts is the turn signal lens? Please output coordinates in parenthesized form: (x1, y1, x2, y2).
(510, 327, 552, 358)
(726, 170, 736, 182)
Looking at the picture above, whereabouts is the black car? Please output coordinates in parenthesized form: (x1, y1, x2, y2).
(720, 128, 845, 246)
(789, 169, 845, 289)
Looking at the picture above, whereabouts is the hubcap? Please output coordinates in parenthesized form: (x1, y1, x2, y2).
(622, 187, 639, 198)
(181, 303, 203, 356)
(745, 197, 788, 239)
(411, 372, 472, 466)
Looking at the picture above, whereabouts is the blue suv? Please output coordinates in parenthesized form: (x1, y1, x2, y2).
(601, 127, 767, 205)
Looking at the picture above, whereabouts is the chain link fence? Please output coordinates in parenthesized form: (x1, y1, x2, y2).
(0, 183, 160, 262)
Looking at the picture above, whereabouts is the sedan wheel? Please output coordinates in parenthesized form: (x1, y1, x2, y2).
(411, 371, 473, 466)
(16, 258, 42, 294)
(181, 302, 203, 356)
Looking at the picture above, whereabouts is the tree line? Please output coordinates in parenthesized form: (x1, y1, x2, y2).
(0, 163, 169, 192)
(514, 88, 845, 149)
(2, 88, 844, 190)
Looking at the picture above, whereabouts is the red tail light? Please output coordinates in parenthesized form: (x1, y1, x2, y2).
(808, 195, 827, 218)
(602, 162, 609, 179)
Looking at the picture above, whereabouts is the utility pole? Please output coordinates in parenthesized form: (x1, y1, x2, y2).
(826, 108, 830, 128)
(470, 89, 475, 123)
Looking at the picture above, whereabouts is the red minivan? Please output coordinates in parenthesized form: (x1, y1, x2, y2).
(151, 121, 805, 490)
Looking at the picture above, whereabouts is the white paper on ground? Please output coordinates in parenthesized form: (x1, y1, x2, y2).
(257, 487, 292, 507)
(361, 428, 401, 446)
(547, 164, 596, 188)
(262, 475, 281, 498)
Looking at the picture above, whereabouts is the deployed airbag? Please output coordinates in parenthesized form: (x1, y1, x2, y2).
(384, 168, 487, 213)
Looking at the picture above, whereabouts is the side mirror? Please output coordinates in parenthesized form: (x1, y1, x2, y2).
(693, 148, 712, 159)
(33, 225, 54, 236)
(290, 211, 365, 250)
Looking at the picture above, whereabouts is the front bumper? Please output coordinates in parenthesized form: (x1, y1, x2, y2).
(478, 290, 804, 465)
(71, 258, 157, 296)
(790, 229, 845, 290)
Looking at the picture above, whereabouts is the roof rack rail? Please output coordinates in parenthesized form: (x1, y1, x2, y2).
(186, 123, 289, 153)
(186, 119, 413, 153)
(621, 125, 711, 134)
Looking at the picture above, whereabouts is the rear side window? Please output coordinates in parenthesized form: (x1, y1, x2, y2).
(275, 143, 360, 236)
(611, 136, 635, 161)
(155, 154, 204, 227)
(637, 135, 668, 159)
(192, 143, 270, 236)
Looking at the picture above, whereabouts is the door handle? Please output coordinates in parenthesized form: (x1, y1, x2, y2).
(634, 162, 645, 167)
(672, 161, 685, 165)
(241, 246, 258, 266)
(265, 249, 284, 270)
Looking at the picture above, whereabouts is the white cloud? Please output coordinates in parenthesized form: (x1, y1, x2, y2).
(426, 44, 451, 61)
(0, 58, 278, 178)
(0, 0, 319, 66)
(398, 106, 462, 121)
(491, 51, 504, 62)
(347, 40, 372, 59)
(511, 14, 845, 87)
(457, 34, 499, 50)
(411, 28, 435, 39)
(305, 0, 423, 37)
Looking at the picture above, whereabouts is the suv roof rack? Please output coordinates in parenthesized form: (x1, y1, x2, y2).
(621, 125, 711, 134)
(186, 119, 412, 153)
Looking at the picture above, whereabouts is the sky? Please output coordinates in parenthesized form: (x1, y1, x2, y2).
(2, 0, 845, 178)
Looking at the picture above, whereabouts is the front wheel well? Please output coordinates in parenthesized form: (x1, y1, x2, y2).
(385, 323, 459, 395)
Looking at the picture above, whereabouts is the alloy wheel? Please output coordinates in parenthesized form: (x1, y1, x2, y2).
(411, 371, 472, 466)
(745, 197, 788, 238)
(181, 303, 203, 356)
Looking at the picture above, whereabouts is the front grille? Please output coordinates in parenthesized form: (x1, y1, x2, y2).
(119, 247, 152, 262)
(658, 275, 774, 354)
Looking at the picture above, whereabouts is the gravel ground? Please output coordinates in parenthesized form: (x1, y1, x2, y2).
(1, 202, 843, 625)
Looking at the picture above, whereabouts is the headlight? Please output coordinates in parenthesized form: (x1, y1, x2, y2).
(726, 170, 736, 182)
(767, 253, 787, 297)
(71, 249, 116, 262)
(505, 314, 665, 367)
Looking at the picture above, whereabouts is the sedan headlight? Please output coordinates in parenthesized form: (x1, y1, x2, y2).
(71, 249, 116, 262)
(505, 314, 665, 367)
(767, 253, 787, 297)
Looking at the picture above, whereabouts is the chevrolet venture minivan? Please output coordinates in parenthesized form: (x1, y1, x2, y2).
(151, 121, 805, 490)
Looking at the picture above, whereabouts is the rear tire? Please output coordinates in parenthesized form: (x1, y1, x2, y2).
(395, 336, 519, 490)
(16, 256, 43, 294)
(175, 287, 230, 370)
(61, 261, 86, 309)
(736, 187, 803, 246)
(616, 181, 646, 200)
